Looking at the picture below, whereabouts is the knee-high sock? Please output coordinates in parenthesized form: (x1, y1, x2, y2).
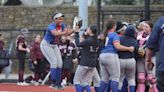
(106, 80, 111, 92)
(56, 68, 62, 86)
(75, 84, 82, 92)
(152, 84, 158, 92)
(100, 81, 107, 92)
(121, 78, 128, 92)
(110, 81, 118, 92)
(130, 86, 135, 92)
(50, 68, 57, 84)
(84, 85, 91, 92)
(94, 87, 100, 92)
(137, 84, 145, 92)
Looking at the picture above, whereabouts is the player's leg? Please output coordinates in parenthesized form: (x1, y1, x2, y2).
(107, 53, 120, 92)
(92, 68, 100, 92)
(126, 58, 136, 92)
(40, 40, 58, 87)
(99, 53, 110, 92)
(73, 65, 88, 92)
(137, 58, 146, 92)
(81, 67, 96, 92)
(54, 45, 63, 88)
(146, 57, 158, 92)
(118, 59, 126, 92)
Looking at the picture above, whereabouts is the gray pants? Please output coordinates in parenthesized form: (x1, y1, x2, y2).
(73, 65, 98, 86)
(40, 39, 63, 68)
(137, 57, 156, 76)
(92, 68, 100, 87)
(118, 58, 136, 89)
(99, 53, 120, 83)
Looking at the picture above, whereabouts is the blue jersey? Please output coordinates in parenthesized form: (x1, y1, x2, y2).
(44, 22, 66, 44)
(101, 32, 120, 54)
(146, 16, 164, 71)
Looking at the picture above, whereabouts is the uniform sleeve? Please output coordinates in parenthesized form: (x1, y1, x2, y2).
(48, 24, 57, 32)
(146, 18, 163, 50)
(112, 32, 120, 42)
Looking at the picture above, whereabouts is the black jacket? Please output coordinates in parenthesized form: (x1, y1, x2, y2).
(75, 32, 99, 67)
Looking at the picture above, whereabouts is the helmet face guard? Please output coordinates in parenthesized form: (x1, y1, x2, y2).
(73, 16, 83, 30)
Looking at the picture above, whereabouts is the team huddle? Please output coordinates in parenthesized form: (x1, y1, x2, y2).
(41, 13, 158, 92)
(39, 12, 162, 92)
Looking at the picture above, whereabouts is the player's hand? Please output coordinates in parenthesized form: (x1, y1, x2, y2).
(72, 58, 78, 64)
(128, 46, 134, 52)
(26, 48, 30, 53)
(146, 61, 154, 71)
(33, 60, 37, 65)
(98, 34, 105, 40)
(74, 26, 80, 32)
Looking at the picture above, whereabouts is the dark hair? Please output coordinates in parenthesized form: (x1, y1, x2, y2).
(145, 21, 153, 29)
(89, 24, 98, 35)
(106, 19, 115, 30)
(102, 19, 116, 37)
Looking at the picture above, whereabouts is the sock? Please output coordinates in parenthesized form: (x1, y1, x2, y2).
(129, 86, 135, 92)
(100, 81, 107, 92)
(85, 85, 91, 92)
(118, 90, 122, 92)
(75, 84, 82, 92)
(121, 78, 128, 92)
(106, 80, 111, 92)
(50, 68, 57, 84)
(94, 87, 100, 92)
(56, 68, 62, 86)
(110, 81, 118, 92)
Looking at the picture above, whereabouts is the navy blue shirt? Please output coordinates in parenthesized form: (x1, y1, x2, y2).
(146, 16, 164, 71)
(118, 25, 139, 59)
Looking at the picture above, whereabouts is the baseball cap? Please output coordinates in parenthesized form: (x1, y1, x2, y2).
(52, 13, 64, 20)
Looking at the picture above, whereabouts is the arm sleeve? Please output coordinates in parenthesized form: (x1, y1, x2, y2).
(112, 33, 120, 42)
(48, 24, 57, 32)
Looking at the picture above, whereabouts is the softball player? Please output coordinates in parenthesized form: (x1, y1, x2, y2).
(137, 21, 158, 92)
(73, 24, 99, 92)
(40, 13, 69, 89)
(99, 19, 134, 92)
(118, 25, 139, 92)
(16, 28, 30, 86)
(146, 17, 164, 92)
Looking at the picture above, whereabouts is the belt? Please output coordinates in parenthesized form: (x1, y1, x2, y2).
(46, 40, 56, 45)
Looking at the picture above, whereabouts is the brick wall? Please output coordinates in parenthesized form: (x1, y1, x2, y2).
(0, 5, 163, 30)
